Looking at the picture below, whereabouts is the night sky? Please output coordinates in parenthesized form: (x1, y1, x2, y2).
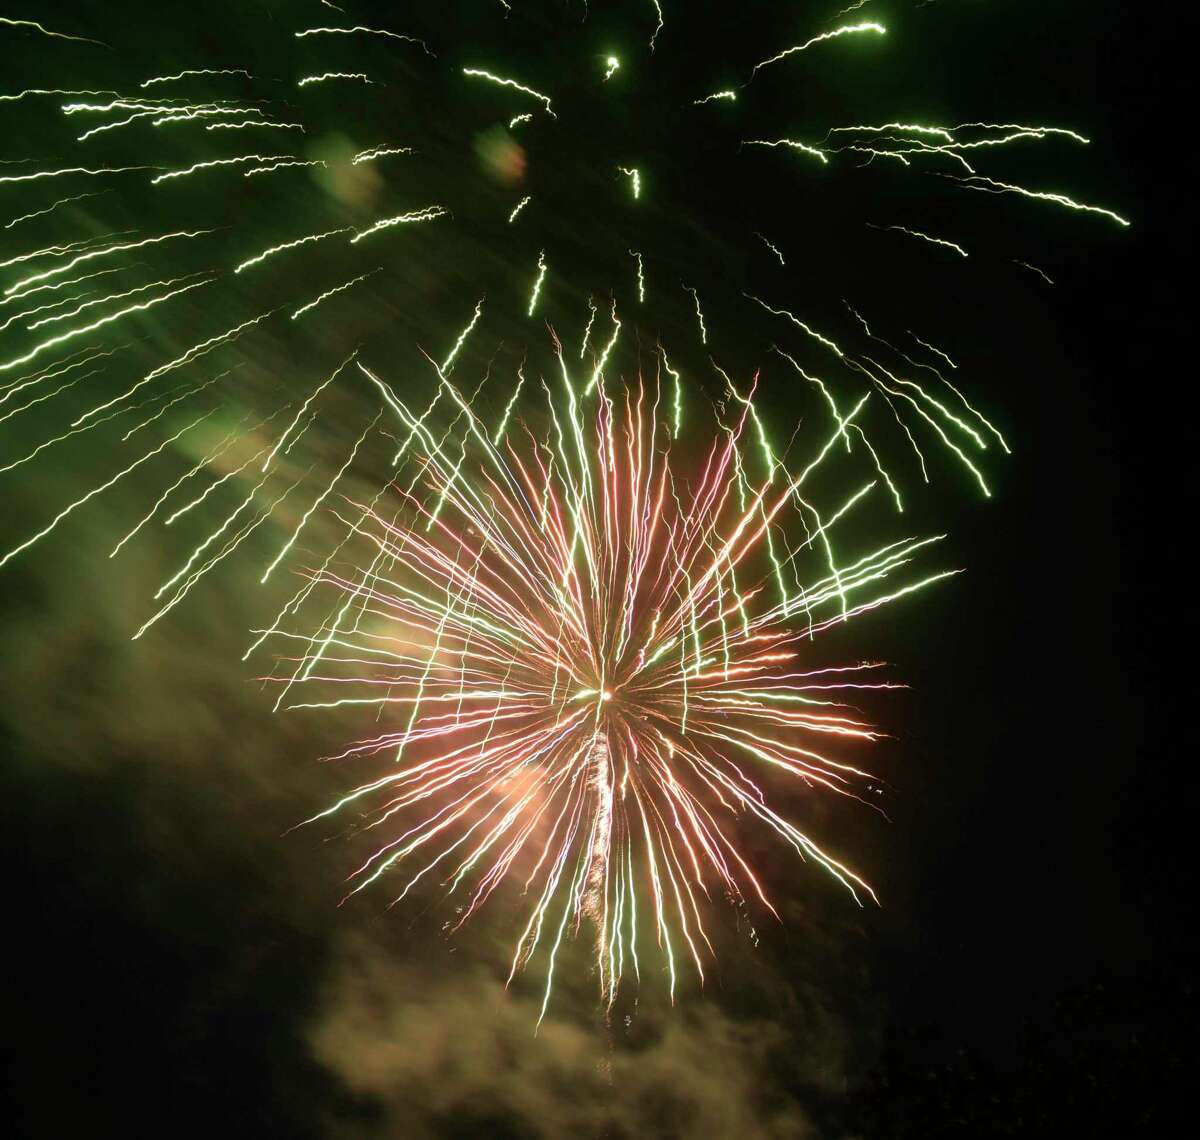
(1, 2, 1193, 1137)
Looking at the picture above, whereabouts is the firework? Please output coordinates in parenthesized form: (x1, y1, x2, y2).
(271, 354, 952, 1017)
(0, 5, 1124, 1005)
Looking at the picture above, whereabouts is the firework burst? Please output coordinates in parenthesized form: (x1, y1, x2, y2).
(268, 349, 952, 1015)
(0, 4, 1124, 1009)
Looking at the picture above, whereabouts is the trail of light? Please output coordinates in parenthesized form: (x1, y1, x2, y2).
(527, 250, 547, 317)
(754, 233, 786, 264)
(618, 165, 641, 198)
(683, 285, 707, 344)
(743, 138, 828, 164)
(750, 21, 886, 78)
(295, 26, 433, 56)
(693, 90, 736, 105)
(349, 206, 447, 244)
(944, 173, 1130, 226)
(508, 196, 531, 223)
(291, 269, 380, 320)
(235, 227, 350, 274)
(140, 68, 254, 87)
(630, 250, 645, 303)
(0, 165, 155, 185)
(352, 144, 412, 165)
(151, 154, 292, 183)
(3, 190, 105, 230)
(0, 277, 211, 374)
(0, 15, 106, 45)
(462, 68, 555, 117)
(0, 411, 214, 570)
(298, 72, 372, 86)
(1013, 259, 1054, 284)
(868, 223, 968, 258)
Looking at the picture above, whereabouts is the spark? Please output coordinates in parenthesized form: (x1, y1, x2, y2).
(0, 164, 154, 185)
(140, 68, 254, 87)
(743, 138, 829, 164)
(649, 1, 664, 50)
(0, 412, 214, 571)
(349, 205, 448, 244)
(508, 113, 532, 129)
(683, 285, 707, 344)
(235, 227, 351, 274)
(3, 228, 214, 297)
(944, 173, 1131, 227)
(3, 190, 104, 230)
(508, 196, 531, 223)
(1013, 259, 1054, 285)
(298, 72, 373, 86)
(527, 250, 548, 317)
(0, 88, 117, 102)
(245, 159, 326, 177)
(462, 68, 555, 118)
(751, 22, 886, 78)
(755, 233, 786, 264)
(291, 269, 381, 320)
(294, 26, 434, 56)
(604, 56, 620, 82)
(151, 154, 292, 184)
(205, 119, 304, 132)
(868, 223, 969, 258)
(0, 277, 211, 373)
(261, 415, 378, 583)
(618, 166, 641, 198)
(630, 250, 645, 303)
(0, 16, 106, 46)
(352, 144, 413, 164)
(693, 90, 736, 106)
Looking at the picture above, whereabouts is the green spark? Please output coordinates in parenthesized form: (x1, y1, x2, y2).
(0, 278, 211, 373)
(462, 68, 554, 117)
(235, 226, 350, 274)
(948, 174, 1130, 227)
(684, 285, 707, 344)
(751, 21, 886, 77)
(617, 165, 641, 198)
(352, 144, 413, 165)
(349, 205, 448, 244)
(744, 138, 828, 164)
(527, 250, 548, 317)
(298, 72, 372, 86)
(294, 26, 433, 55)
(151, 153, 291, 184)
(630, 250, 645, 303)
(692, 90, 736, 106)
(756, 232, 786, 264)
(508, 195, 531, 223)
(869, 223, 968, 258)
(0, 16, 106, 46)
(604, 56, 620, 82)
(291, 269, 380, 320)
(0, 165, 154, 185)
(140, 68, 254, 87)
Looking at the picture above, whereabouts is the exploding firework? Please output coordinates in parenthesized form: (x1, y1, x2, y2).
(271, 356, 953, 1017)
(0, 4, 1124, 1004)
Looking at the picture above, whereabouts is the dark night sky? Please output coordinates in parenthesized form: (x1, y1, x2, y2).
(0, 2, 1194, 1137)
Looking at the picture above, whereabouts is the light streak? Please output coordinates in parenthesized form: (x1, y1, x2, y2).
(462, 68, 555, 117)
(750, 22, 886, 78)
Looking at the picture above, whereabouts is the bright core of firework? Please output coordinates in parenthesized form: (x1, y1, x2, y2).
(269, 348, 953, 1021)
